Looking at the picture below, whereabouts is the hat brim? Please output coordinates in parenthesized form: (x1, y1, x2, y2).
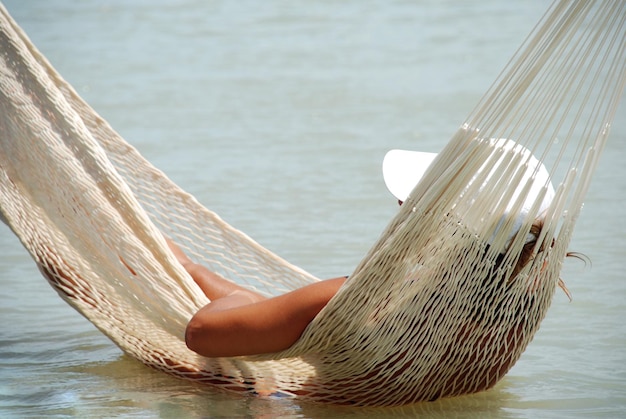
(382, 149, 437, 201)
(383, 141, 555, 252)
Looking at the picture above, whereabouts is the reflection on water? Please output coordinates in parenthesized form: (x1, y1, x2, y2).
(1, 0, 625, 417)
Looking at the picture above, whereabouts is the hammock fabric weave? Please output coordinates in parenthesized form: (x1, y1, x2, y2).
(0, 0, 624, 406)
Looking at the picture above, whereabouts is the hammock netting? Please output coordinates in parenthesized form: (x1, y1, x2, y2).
(0, 0, 624, 406)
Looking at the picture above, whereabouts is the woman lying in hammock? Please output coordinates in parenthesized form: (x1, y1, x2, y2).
(171, 225, 545, 358)
(174, 145, 564, 359)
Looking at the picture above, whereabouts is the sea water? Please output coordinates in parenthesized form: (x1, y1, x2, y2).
(1, 1, 625, 417)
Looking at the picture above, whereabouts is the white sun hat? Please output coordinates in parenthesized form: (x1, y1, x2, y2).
(382, 149, 438, 202)
(382, 139, 555, 249)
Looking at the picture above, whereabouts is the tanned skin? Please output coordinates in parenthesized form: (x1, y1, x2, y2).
(168, 240, 345, 357)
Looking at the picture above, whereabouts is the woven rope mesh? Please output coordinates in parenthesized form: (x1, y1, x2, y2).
(1, 0, 624, 406)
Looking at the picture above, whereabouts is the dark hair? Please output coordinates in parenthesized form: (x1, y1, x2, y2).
(511, 218, 588, 299)
(510, 219, 547, 280)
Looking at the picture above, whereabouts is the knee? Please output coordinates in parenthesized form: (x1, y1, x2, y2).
(184, 314, 206, 354)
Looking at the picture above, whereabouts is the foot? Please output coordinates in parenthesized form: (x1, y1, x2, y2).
(166, 238, 193, 266)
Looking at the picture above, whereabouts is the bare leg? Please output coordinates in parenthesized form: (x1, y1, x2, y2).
(167, 239, 265, 303)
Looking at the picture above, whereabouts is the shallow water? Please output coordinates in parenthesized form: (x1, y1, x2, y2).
(1, 1, 625, 418)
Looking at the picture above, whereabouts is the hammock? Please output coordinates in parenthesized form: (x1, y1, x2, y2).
(0, 0, 624, 406)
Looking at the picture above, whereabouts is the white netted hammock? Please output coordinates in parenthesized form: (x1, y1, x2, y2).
(1, 0, 625, 407)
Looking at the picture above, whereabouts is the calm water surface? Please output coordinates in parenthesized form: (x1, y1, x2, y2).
(1, 1, 625, 418)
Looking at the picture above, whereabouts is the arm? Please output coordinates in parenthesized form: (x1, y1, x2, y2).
(185, 276, 346, 357)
